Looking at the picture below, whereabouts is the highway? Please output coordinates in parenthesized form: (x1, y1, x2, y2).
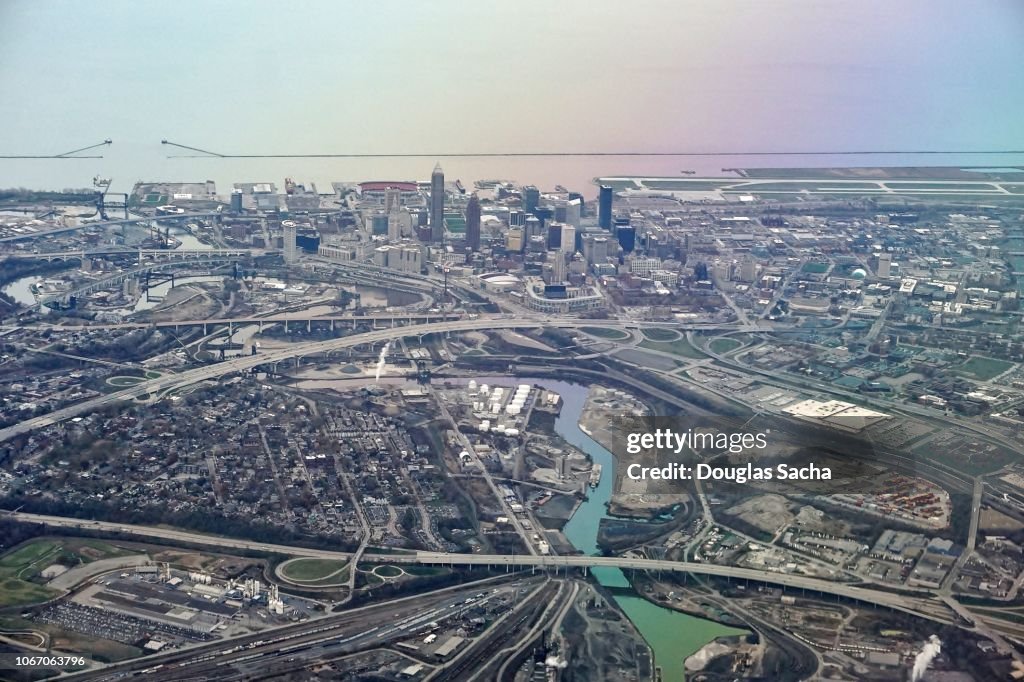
(5, 511, 960, 627)
(0, 212, 222, 243)
(0, 315, 759, 443)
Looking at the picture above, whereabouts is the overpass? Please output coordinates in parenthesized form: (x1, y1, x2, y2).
(2, 247, 273, 262)
(34, 312, 463, 334)
(0, 317, 558, 442)
(0, 314, 779, 443)
(2, 511, 957, 626)
(37, 254, 248, 307)
(0, 212, 222, 243)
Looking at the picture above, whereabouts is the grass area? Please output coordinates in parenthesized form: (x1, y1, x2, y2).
(638, 337, 706, 359)
(373, 564, 403, 578)
(0, 540, 63, 607)
(279, 558, 348, 582)
(740, 181, 882, 191)
(106, 376, 145, 387)
(709, 338, 742, 354)
(801, 262, 830, 274)
(884, 182, 996, 191)
(954, 355, 1015, 381)
(641, 327, 680, 342)
(641, 180, 730, 191)
(582, 326, 629, 340)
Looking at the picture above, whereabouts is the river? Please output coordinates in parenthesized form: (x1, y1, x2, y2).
(2, 275, 42, 307)
(476, 377, 745, 681)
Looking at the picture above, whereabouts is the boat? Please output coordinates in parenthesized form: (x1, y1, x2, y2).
(589, 464, 602, 488)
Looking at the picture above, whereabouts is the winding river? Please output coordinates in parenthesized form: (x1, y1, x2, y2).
(483, 378, 746, 681)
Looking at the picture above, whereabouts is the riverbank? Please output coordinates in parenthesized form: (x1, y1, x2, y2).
(578, 385, 691, 520)
(548, 378, 749, 681)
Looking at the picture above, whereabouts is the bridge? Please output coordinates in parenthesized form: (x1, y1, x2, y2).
(0, 212, 222, 243)
(36, 312, 463, 334)
(0, 511, 957, 626)
(36, 253, 263, 307)
(2, 247, 274, 263)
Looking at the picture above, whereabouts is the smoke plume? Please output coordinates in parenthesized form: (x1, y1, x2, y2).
(912, 635, 941, 682)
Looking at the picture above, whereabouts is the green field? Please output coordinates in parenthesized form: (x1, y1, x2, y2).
(801, 262, 830, 274)
(639, 336, 705, 359)
(709, 338, 742, 354)
(955, 356, 1015, 381)
(279, 558, 348, 583)
(641, 327, 680, 342)
(582, 326, 630, 340)
(0, 541, 63, 606)
(373, 564, 403, 578)
(107, 376, 145, 387)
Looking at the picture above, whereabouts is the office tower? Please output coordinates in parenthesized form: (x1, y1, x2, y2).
(388, 212, 403, 241)
(524, 215, 542, 239)
(738, 257, 758, 282)
(283, 220, 297, 263)
(583, 235, 609, 265)
(598, 185, 613, 230)
(560, 223, 577, 254)
(568, 192, 585, 215)
(506, 227, 524, 252)
(551, 251, 567, 283)
(430, 163, 445, 242)
(565, 198, 582, 228)
(547, 224, 562, 250)
(465, 193, 481, 251)
(230, 189, 243, 213)
(371, 213, 389, 235)
(523, 185, 540, 214)
(616, 225, 636, 253)
(877, 252, 892, 278)
(509, 210, 526, 227)
(384, 187, 401, 214)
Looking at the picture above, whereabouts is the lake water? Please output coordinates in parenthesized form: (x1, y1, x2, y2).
(1, 1, 1022, 194)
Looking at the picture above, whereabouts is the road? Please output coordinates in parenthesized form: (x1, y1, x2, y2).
(0, 315, 765, 444)
(0, 212, 222, 243)
(5, 511, 961, 628)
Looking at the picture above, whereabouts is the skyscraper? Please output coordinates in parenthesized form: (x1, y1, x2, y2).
(877, 252, 892, 278)
(598, 185, 613, 230)
(283, 220, 297, 263)
(465, 193, 481, 251)
(522, 185, 540, 215)
(430, 163, 445, 242)
(617, 225, 636, 253)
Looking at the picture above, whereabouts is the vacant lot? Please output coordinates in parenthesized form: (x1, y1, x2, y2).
(279, 558, 349, 583)
(955, 356, 1014, 381)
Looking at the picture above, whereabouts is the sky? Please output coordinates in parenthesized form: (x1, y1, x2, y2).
(1, 0, 1022, 190)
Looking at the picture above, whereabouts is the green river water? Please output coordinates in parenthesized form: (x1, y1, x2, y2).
(519, 379, 747, 681)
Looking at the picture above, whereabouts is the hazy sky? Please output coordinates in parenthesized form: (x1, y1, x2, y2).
(1, 0, 1022, 189)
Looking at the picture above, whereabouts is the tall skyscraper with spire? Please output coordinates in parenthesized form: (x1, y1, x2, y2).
(430, 163, 445, 242)
(465, 193, 481, 251)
